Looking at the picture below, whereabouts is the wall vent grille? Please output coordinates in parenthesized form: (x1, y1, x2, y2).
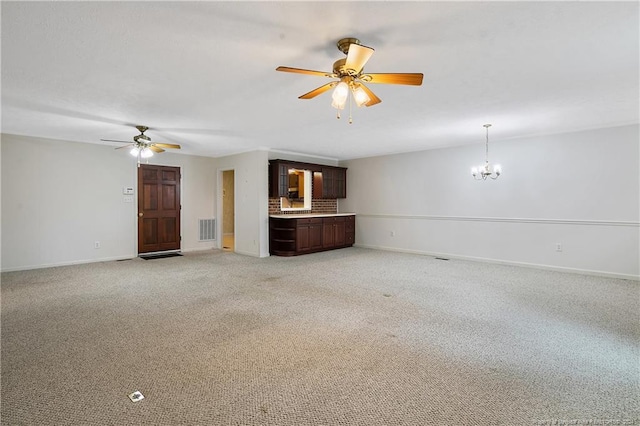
(199, 219, 216, 241)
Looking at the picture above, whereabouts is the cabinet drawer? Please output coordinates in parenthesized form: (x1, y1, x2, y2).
(345, 233, 355, 245)
(322, 216, 346, 223)
(296, 218, 323, 225)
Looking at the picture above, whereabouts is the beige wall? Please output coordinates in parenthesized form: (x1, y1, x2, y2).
(339, 124, 640, 279)
(1, 134, 217, 271)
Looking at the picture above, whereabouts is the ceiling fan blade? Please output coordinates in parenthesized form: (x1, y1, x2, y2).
(114, 144, 134, 150)
(148, 146, 165, 153)
(101, 139, 132, 143)
(298, 82, 337, 99)
(345, 44, 374, 74)
(362, 73, 424, 86)
(152, 143, 181, 149)
(358, 83, 382, 107)
(276, 66, 333, 78)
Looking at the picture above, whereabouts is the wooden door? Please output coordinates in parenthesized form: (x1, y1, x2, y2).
(138, 164, 181, 253)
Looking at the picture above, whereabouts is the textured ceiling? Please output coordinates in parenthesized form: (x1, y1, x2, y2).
(2, 1, 638, 160)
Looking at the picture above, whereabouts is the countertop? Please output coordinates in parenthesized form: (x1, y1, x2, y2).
(269, 213, 355, 219)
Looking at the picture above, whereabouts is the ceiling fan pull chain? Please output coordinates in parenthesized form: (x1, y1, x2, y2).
(349, 91, 353, 124)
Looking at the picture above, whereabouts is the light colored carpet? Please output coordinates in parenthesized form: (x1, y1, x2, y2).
(1, 248, 638, 425)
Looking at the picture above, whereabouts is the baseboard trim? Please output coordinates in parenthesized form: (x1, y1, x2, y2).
(181, 246, 216, 254)
(234, 249, 263, 258)
(354, 244, 640, 281)
(356, 214, 639, 227)
(1, 255, 137, 273)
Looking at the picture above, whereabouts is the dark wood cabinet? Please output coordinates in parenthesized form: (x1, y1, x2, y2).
(296, 218, 323, 252)
(269, 160, 347, 199)
(269, 217, 297, 256)
(322, 216, 345, 248)
(270, 215, 355, 256)
(269, 160, 293, 198)
(345, 215, 355, 246)
(321, 167, 347, 199)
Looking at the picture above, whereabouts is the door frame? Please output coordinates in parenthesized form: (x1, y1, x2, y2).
(136, 162, 183, 255)
(217, 167, 236, 251)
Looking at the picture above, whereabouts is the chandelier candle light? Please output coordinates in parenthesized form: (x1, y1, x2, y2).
(472, 124, 502, 180)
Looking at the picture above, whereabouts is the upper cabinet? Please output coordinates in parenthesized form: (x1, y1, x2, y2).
(321, 167, 346, 199)
(269, 160, 347, 199)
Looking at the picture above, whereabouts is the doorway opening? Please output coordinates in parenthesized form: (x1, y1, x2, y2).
(222, 170, 235, 251)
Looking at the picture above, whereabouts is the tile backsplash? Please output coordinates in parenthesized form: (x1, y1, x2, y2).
(269, 198, 337, 215)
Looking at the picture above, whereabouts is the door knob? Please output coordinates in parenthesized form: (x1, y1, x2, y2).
(138, 212, 143, 217)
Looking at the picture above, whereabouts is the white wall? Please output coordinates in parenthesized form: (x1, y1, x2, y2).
(267, 150, 339, 166)
(339, 125, 640, 279)
(215, 150, 269, 258)
(1, 134, 216, 271)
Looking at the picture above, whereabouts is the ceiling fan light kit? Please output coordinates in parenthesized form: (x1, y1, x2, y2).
(471, 124, 502, 180)
(100, 125, 181, 165)
(277, 37, 423, 123)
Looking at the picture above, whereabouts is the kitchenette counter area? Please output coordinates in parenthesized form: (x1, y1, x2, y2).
(269, 213, 355, 256)
(269, 212, 356, 219)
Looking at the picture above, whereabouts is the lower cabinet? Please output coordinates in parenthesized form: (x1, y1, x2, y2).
(296, 218, 323, 252)
(322, 216, 345, 248)
(345, 215, 355, 246)
(270, 215, 355, 256)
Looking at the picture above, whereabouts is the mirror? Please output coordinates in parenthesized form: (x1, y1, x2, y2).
(280, 169, 312, 211)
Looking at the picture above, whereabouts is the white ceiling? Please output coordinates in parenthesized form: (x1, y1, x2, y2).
(2, 1, 638, 160)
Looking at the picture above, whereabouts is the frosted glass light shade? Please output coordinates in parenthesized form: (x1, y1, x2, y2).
(352, 86, 370, 107)
(140, 147, 153, 158)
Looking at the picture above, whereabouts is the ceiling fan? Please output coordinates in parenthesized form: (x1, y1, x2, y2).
(101, 125, 181, 161)
(276, 37, 423, 122)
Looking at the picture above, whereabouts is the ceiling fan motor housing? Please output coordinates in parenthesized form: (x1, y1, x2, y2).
(333, 58, 362, 78)
(337, 38, 360, 55)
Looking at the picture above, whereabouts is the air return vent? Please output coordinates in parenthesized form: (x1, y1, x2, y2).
(199, 219, 216, 241)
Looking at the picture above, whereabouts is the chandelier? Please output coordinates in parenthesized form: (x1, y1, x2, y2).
(471, 124, 502, 180)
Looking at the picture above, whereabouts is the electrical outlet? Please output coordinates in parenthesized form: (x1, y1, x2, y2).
(94, 241, 101, 249)
(555, 243, 562, 252)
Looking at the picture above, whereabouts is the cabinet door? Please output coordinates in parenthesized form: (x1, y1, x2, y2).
(334, 168, 346, 198)
(269, 161, 291, 198)
(322, 220, 335, 248)
(320, 167, 347, 199)
(278, 163, 289, 197)
(296, 224, 310, 252)
(334, 219, 346, 246)
(309, 223, 323, 250)
(321, 167, 335, 199)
